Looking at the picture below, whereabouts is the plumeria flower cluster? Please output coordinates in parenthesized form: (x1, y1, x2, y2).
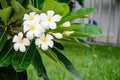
(13, 10, 74, 52)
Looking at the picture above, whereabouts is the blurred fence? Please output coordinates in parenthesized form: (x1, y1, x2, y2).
(73, 0, 120, 45)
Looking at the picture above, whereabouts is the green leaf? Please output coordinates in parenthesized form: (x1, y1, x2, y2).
(75, 24, 102, 37)
(54, 40, 64, 50)
(42, 0, 64, 15)
(0, 65, 27, 80)
(11, 0, 25, 13)
(36, 0, 44, 9)
(0, 7, 12, 25)
(55, 24, 81, 32)
(12, 40, 36, 72)
(33, 50, 49, 80)
(0, 39, 14, 67)
(0, 0, 8, 8)
(61, 3, 70, 16)
(54, 38, 89, 47)
(0, 27, 7, 52)
(27, 4, 41, 13)
(9, 10, 29, 24)
(57, 0, 71, 3)
(51, 48, 82, 80)
(37, 48, 58, 62)
(59, 8, 96, 24)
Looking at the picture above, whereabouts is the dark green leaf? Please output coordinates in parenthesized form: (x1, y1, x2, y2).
(12, 40, 36, 72)
(11, 0, 25, 13)
(0, 65, 27, 80)
(0, 39, 14, 67)
(51, 48, 82, 80)
(59, 8, 96, 24)
(0, 7, 12, 25)
(0, 0, 8, 8)
(77, 0, 84, 6)
(37, 48, 58, 62)
(0, 27, 7, 52)
(33, 50, 49, 80)
(42, 0, 64, 15)
(9, 10, 29, 24)
(54, 40, 64, 50)
(36, 0, 44, 9)
(57, 0, 71, 3)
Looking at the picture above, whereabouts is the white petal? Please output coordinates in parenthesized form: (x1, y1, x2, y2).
(53, 14, 62, 22)
(49, 22, 56, 29)
(34, 30, 42, 37)
(20, 45, 26, 52)
(18, 32, 23, 38)
(13, 35, 19, 43)
(41, 43, 48, 50)
(48, 40, 54, 48)
(26, 31, 34, 40)
(40, 13, 47, 20)
(41, 21, 49, 29)
(35, 38, 41, 46)
(23, 38, 30, 46)
(47, 10, 54, 17)
(14, 43, 20, 51)
(30, 12, 36, 16)
(46, 34, 53, 40)
(23, 14, 29, 20)
(23, 25, 29, 33)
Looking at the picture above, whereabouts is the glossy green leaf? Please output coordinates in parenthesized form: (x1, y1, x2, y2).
(11, 0, 25, 13)
(54, 38, 89, 47)
(9, 10, 29, 24)
(59, 8, 96, 24)
(0, 39, 14, 67)
(0, 0, 8, 8)
(42, 0, 64, 15)
(75, 24, 102, 37)
(12, 40, 36, 72)
(0, 7, 11, 25)
(33, 50, 49, 80)
(0, 27, 7, 52)
(51, 48, 82, 80)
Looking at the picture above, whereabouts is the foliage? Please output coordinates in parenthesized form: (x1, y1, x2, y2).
(0, 0, 102, 80)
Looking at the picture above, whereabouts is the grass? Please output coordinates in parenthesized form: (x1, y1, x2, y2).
(27, 44, 120, 80)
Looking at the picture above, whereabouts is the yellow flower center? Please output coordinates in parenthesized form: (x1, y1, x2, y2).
(48, 17, 52, 22)
(42, 38, 47, 43)
(29, 16, 34, 21)
(30, 26, 35, 31)
(19, 39, 24, 44)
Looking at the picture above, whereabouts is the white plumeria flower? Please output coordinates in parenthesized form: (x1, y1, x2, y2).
(13, 32, 30, 52)
(62, 21, 71, 27)
(52, 33, 63, 39)
(23, 12, 40, 25)
(64, 31, 74, 36)
(35, 34, 54, 50)
(23, 22, 45, 40)
(40, 10, 62, 29)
